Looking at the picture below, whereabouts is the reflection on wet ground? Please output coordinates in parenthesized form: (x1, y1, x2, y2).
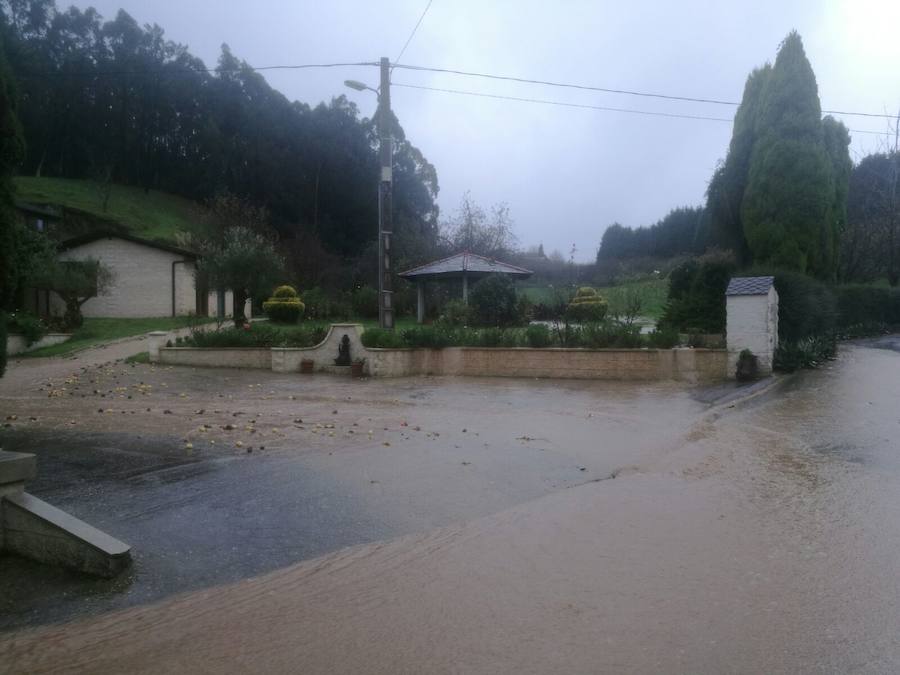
(2, 337, 900, 673)
(1, 366, 706, 631)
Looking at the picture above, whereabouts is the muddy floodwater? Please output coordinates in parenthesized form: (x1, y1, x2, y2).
(2, 337, 900, 673)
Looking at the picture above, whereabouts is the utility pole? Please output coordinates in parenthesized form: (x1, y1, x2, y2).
(377, 57, 394, 329)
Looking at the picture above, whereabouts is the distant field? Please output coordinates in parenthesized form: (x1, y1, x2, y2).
(519, 278, 669, 320)
(15, 176, 198, 243)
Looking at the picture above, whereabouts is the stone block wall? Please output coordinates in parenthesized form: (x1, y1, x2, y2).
(154, 324, 728, 382)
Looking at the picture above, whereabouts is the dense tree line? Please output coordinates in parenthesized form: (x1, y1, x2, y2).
(0, 0, 441, 285)
(596, 206, 706, 262)
(840, 150, 900, 285)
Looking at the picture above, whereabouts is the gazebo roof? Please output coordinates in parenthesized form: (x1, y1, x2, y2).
(399, 252, 533, 280)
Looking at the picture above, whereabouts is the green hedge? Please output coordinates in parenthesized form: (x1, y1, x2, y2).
(181, 324, 326, 348)
(361, 322, 683, 350)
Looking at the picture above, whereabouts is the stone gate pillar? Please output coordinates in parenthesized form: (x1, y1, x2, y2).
(726, 276, 779, 377)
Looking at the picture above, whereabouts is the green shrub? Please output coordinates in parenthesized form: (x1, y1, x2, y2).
(302, 287, 351, 320)
(262, 299, 304, 324)
(646, 327, 680, 349)
(736, 349, 760, 381)
(771, 271, 837, 342)
(437, 299, 474, 327)
(400, 326, 462, 349)
(774, 336, 836, 372)
(476, 327, 522, 348)
(360, 327, 406, 349)
(834, 285, 900, 330)
(0, 311, 6, 377)
(7, 311, 47, 346)
(581, 321, 644, 348)
(183, 324, 325, 348)
(660, 253, 735, 333)
(351, 285, 379, 319)
(566, 287, 608, 323)
(469, 275, 522, 327)
(525, 323, 553, 348)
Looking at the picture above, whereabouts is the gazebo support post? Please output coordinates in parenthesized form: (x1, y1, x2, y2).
(417, 281, 425, 324)
(462, 272, 469, 305)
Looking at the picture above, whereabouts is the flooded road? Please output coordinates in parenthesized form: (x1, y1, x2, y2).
(3, 338, 900, 673)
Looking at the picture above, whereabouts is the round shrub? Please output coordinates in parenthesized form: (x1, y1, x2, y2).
(352, 285, 379, 319)
(272, 285, 299, 299)
(566, 287, 608, 323)
(263, 285, 305, 324)
(469, 275, 521, 327)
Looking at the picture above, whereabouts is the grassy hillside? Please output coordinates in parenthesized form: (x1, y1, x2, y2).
(15, 176, 199, 243)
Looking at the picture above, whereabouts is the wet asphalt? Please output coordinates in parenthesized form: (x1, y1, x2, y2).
(1, 364, 714, 631)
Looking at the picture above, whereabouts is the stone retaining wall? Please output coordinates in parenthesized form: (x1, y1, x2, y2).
(151, 324, 727, 382)
(155, 347, 272, 370)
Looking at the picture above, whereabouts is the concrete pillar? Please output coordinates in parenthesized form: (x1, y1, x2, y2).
(147, 331, 171, 363)
(462, 273, 469, 305)
(417, 282, 425, 324)
(725, 279, 779, 377)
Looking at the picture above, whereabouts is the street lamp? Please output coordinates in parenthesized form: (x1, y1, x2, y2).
(344, 59, 394, 330)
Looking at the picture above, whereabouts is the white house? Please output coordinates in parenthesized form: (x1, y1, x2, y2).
(725, 276, 779, 376)
(25, 232, 249, 319)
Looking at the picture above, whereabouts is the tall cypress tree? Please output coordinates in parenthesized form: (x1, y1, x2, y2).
(740, 31, 845, 278)
(706, 64, 772, 264)
(0, 31, 25, 376)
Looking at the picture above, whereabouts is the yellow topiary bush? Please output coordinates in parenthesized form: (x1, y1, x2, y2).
(263, 285, 305, 323)
(566, 286, 608, 323)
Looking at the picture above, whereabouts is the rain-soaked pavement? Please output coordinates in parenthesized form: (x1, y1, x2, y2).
(2, 337, 900, 673)
(0, 355, 711, 631)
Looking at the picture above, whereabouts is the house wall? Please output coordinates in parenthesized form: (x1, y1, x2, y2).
(726, 287, 779, 375)
(205, 290, 252, 320)
(52, 237, 197, 318)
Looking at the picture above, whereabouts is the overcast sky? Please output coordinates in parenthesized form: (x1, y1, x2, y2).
(70, 0, 900, 260)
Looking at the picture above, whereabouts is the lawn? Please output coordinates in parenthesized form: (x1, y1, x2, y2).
(519, 278, 669, 321)
(600, 278, 669, 320)
(15, 176, 199, 243)
(23, 317, 215, 358)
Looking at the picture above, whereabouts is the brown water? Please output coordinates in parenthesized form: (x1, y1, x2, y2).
(3, 339, 900, 673)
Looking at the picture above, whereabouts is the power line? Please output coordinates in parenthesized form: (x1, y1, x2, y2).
(394, 82, 743, 123)
(393, 63, 900, 121)
(394, 82, 895, 137)
(393, 0, 435, 72)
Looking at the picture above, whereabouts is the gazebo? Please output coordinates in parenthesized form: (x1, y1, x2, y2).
(399, 251, 533, 323)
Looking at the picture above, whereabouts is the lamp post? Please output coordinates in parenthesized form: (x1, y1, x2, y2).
(344, 56, 394, 329)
